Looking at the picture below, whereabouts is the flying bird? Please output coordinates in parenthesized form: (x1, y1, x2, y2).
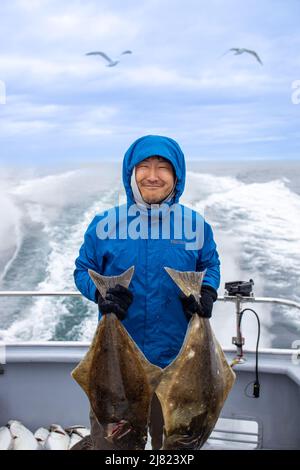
(85, 50, 132, 67)
(222, 48, 263, 65)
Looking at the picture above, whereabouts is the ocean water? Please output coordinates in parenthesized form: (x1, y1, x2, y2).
(0, 160, 299, 351)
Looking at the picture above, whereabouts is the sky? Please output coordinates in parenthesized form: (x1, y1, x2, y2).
(0, 0, 300, 166)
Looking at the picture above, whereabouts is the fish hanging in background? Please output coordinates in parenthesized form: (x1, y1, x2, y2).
(44, 424, 70, 450)
(0, 426, 13, 450)
(34, 427, 50, 449)
(66, 426, 89, 449)
(7, 420, 39, 450)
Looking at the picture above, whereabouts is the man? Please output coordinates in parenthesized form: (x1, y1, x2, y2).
(74, 135, 220, 449)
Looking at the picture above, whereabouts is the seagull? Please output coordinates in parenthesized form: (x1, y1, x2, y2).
(85, 50, 132, 67)
(222, 48, 263, 65)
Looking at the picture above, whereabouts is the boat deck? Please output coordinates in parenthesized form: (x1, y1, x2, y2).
(1, 343, 300, 449)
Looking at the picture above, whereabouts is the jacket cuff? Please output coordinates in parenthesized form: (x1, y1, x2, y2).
(201, 284, 218, 302)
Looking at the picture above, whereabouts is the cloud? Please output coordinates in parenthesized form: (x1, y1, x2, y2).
(0, 0, 300, 163)
(0, 95, 119, 137)
(2, 2, 140, 54)
(16, 0, 49, 10)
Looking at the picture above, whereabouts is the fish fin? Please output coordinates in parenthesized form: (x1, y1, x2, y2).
(127, 333, 163, 394)
(213, 331, 236, 395)
(71, 320, 104, 396)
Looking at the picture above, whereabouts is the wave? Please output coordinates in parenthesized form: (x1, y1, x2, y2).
(0, 165, 122, 341)
(0, 174, 23, 283)
(0, 165, 299, 348)
(183, 171, 300, 347)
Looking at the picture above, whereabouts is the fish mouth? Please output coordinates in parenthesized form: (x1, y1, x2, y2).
(177, 435, 199, 447)
(104, 421, 147, 449)
(105, 420, 133, 442)
(165, 433, 203, 450)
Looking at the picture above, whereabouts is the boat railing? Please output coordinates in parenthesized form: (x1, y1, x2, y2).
(218, 295, 300, 310)
(0, 290, 299, 307)
(1, 291, 300, 361)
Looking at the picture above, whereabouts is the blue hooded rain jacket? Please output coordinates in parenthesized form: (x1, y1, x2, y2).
(74, 135, 220, 368)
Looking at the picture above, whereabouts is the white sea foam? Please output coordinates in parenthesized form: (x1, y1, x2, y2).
(0, 165, 299, 346)
(0, 173, 23, 282)
(0, 165, 123, 341)
(183, 171, 300, 345)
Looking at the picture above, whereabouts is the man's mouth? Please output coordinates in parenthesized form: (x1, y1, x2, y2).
(143, 186, 163, 189)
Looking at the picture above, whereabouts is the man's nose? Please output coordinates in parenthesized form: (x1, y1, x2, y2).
(146, 167, 159, 181)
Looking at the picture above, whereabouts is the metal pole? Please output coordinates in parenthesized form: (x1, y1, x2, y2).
(232, 295, 246, 363)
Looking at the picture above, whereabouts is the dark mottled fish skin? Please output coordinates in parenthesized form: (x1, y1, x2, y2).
(71, 266, 234, 450)
(155, 268, 236, 450)
(72, 314, 162, 450)
(71, 267, 162, 450)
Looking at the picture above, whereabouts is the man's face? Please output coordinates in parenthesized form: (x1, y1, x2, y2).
(135, 156, 175, 204)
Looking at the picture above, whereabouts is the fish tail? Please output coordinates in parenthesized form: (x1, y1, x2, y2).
(88, 266, 135, 298)
(164, 267, 206, 298)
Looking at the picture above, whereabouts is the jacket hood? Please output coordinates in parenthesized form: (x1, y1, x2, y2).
(122, 135, 186, 205)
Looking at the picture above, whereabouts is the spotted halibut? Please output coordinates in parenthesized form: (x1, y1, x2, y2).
(71, 266, 162, 450)
(155, 267, 236, 450)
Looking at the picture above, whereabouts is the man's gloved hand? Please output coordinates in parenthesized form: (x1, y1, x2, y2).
(95, 284, 133, 321)
(180, 284, 218, 320)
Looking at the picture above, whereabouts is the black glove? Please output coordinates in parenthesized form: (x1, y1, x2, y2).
(180, 284, 218, 320)
(95, 284, 133, 321)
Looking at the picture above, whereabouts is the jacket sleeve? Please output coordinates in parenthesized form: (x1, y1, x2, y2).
(73, 216, 101, 303)
(197, 220, 221, 292)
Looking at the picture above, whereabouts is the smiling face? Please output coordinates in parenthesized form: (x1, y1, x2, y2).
(135, 156, 175, 204)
